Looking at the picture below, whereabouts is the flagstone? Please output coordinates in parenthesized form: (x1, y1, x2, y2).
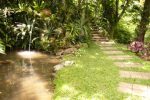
(108, 55, 132, 60)
(120, 71, 150, 80)
(103, 50, 124, 55)
(118, 82, 150, 99)
(114, 62, 142, 68)
(100, 41, 115, 45)
(101, 46, 116, 49)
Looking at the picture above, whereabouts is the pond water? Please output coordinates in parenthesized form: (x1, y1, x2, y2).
(0, 51, 60, 100)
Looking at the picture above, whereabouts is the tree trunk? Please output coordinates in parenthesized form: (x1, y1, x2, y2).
(136, 0, 150, 43)
(101, 0, 131, 38)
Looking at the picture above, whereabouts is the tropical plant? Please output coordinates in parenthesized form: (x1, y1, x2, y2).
(0, 40, 5, 54)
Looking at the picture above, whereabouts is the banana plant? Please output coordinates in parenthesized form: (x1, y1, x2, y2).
(0, 40, 5, 54)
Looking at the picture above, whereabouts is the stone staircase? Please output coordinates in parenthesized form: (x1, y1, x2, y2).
(91, 24, 109, 42)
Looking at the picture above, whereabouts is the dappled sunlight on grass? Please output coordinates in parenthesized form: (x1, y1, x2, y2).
(59, 84, 79, 98)
(55, 83, 108, 100)
(54, 43, 123, 99)
(89, 55, 97, 59)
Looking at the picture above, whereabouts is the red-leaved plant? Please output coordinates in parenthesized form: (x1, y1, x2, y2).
(128, 41, 144, 53)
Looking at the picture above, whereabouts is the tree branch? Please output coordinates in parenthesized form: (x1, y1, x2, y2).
(118, 0, 131, 22)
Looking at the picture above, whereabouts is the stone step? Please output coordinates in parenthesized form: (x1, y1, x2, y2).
(92, 36, 107, 39)
(99, 44, 114, 47)
(92, 36, 102, 39)
(108, 55, 132, 61)
(120, 71, 150, 80)
(92, 37, 108, 40)
(92, 33, 99, 35)
(103, 50, 124, 55)
(118, 82, 150, 99)
(100, 41, 115, 45)
(92, 36, 107, 38)
(92, 30, 99, 32)
(114, 62, 142, 68)
(91, 32, 100, 35)
(92, 39, 108, 42)
(101, 46, 118, 51)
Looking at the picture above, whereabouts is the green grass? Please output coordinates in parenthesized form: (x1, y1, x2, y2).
(53, 43, 150, 100)
(53, 43, 125, 100)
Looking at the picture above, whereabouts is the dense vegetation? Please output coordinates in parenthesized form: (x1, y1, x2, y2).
(0, 0, 149, 99)
(0, 0, 149, 54)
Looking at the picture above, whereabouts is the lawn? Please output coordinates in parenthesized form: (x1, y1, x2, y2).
(53, 43, 125, 100)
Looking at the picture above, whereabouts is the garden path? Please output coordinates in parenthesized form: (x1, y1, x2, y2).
(92, 32, 150, 99)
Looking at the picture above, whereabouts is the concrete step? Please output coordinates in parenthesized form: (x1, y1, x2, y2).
(114, 62, 142, 68)
(118, 82, 150, 99)
(92, 39, 109, 42)
(120, 71, 150, 80)
(108, 55, 133, 61)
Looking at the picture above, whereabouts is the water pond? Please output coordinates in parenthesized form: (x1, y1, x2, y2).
(0, 51, 60, 100)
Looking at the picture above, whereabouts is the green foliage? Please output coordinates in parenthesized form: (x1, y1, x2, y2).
(127, 0, 142, 23)
(0, 0, 94, 52)
(114, 24, 132, 44)
(0, 40, 5, 54)
(145, 30, 150, 43)
(0, 0, 148, 53)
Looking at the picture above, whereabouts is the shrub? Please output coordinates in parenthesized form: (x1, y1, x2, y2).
(114, 25, 132, 44)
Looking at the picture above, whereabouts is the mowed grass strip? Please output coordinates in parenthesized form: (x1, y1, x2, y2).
(54, 43, 125, 100)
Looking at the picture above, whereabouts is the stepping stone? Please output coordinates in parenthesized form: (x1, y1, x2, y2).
(92, 36, 101, 39)
(99, 44, 114, 47)
(92, 39, 108, 42)
(120, 71, 150, 80)
(103, 50, 124, 55)
(108, 55, 132, 61)
(100, 41, 115, 45)
(118, 82, 150, 99)
(101, 47, 117, 50)
(92, 34, 99, 36)
(114, 62, 142, 68)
